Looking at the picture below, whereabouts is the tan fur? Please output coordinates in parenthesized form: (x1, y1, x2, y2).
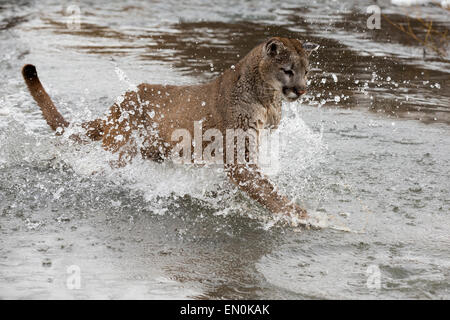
(22, 37, 319, 223)
(22, 64, 69, 133)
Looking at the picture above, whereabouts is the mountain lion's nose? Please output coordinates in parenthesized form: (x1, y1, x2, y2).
(293, 87, 307, 96)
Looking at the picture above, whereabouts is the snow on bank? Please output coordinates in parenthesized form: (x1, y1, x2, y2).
(391, 0, 450, 8)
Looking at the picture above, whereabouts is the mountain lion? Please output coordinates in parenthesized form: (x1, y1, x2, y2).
(22, 37, 319, 226)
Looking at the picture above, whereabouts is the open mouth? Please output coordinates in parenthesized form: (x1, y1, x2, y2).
(282, 94, 300, 102)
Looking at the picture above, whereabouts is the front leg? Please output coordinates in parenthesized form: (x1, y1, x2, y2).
(225, 163, 308, 222)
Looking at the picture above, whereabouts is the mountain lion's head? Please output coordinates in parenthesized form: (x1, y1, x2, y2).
(259, 37, 319, 102)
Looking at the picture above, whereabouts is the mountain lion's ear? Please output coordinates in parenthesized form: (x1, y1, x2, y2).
(302, 42, 320, 56)
(263, 38, 285, 57)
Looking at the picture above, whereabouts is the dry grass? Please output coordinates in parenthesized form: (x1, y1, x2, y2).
(382, 7, 449, 58)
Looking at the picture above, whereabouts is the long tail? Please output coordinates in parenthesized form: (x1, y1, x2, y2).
(22, 64, 104, 140)
(22, 64, 69, 134)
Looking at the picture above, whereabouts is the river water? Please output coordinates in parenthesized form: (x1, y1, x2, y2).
(0, 0, 449, 299)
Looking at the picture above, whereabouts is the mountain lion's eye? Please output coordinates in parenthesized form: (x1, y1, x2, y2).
(281, 68, 294, 77)
(305, 70, 309, 76)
